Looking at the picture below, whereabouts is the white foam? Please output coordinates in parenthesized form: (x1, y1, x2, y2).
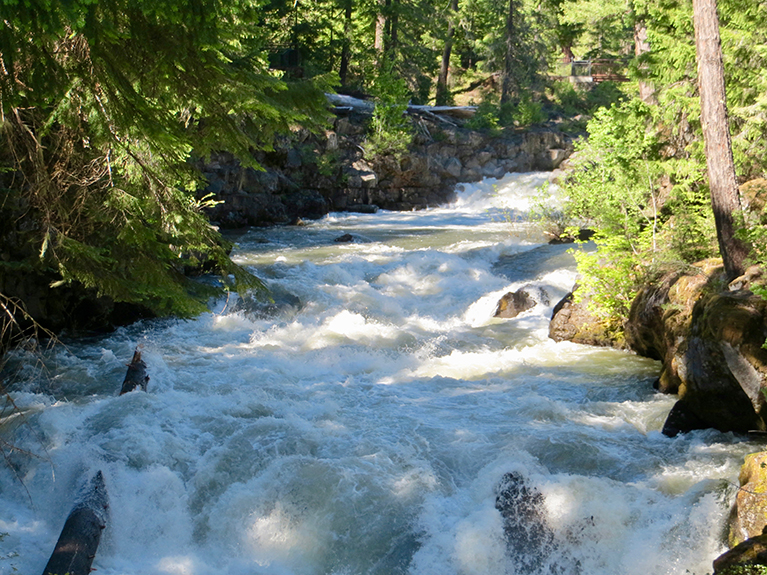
(0, 173, 743, 575)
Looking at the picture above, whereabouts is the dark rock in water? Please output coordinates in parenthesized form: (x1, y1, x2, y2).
(661, 400, 708, 437)
(119, 349, 149, 395)
(495, 289, 535, 318)
(495, 472, 585, 574)
(230, 288, 302, 319)
(42, 471, 109, 575)
(346, 203, 379, 214)
(334, 233, 354, 243)
(548, 228, 595, 244)
(713, 532, 767, 574)
(495, 472, 556, 573)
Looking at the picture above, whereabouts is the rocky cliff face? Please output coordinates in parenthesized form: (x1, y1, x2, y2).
(627, 263, 767, 435)
(199, 112, 573, 228)
(550, 259, 767, 435)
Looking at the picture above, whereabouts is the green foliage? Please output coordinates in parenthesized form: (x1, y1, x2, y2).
(365, 68, 411, 159)
(571, 234, 645, 324)
(558, 0, 634, 58)
(500, 95, 546, 127)
(562, 100, 660, 247)
(0, 0, 332, 319)
(547, 80, 628, 119)
(465, 97, 501, 134)
(555, 99, 718, 326)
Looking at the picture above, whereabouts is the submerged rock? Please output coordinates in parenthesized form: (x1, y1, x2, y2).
(495, 472, 556, 573)
(495, 472, 581, 575)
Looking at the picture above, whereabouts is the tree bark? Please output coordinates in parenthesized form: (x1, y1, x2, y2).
(500, 0, 516, 105)
(339, 0, 353, 86)
(387, 0, 398, 57)
(374, 0, 386, 65)
(436, 0, 459, 106)
(693, 0, 748, 280)
(633, 19, 656, 104)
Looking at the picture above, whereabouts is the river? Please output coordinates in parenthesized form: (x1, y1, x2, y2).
(0, 172, 756, 575)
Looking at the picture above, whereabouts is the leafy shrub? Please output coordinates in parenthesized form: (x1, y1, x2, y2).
(366, 68, 412, 158)
(552, 99, 717, 326)
(465, 98, 501, 134)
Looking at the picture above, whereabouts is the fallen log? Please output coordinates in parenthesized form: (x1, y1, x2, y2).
(325, 93, 477, 120)
(406, 104, 477, 119)
(42, 470, 109, 575)
(119, 348, 150, 395)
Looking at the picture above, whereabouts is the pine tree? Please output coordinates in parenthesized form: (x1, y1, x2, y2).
(0, 0, 332, 323)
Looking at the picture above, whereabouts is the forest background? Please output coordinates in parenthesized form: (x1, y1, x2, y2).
(2, 0, 767, 348)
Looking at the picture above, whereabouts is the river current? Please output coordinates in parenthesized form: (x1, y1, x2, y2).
(0, 172, 757, 575)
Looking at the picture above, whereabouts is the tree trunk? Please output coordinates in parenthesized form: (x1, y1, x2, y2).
(387, 0, 398, 57)
(633, 19, 655, 104)
(339, 0, 353, 86)
(374, 0, 386, 65)
(692, 0, 748, 280)
(436, 0, 459, 106)
(500, 0, 516, 105)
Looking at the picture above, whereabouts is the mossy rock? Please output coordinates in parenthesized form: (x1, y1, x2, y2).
(729, 452, 767, 547)
(714, 532, 767, 574)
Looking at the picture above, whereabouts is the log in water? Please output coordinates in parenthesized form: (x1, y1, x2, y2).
(41, 471, 108, 575)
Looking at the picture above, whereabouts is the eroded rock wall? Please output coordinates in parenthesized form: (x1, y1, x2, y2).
(199, 113, 573, 228)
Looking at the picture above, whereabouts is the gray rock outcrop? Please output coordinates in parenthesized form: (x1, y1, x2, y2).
(199, 113, 573, 228)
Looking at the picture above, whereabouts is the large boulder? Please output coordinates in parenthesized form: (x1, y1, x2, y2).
(624, 260, 767, 435)
(669, 288, 767, 434)
(549, 291, 626, 348)
(495, 289, 536, 318)
(625, 259, 722, 394)
(713, 532, 767, 574)
(728, 452, 767, 548)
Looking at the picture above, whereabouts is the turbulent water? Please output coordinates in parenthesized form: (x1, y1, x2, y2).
(0, 172, 759, 575)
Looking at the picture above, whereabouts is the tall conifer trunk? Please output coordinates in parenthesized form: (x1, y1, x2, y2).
(388, 0, 398, 56)
(693, 0, 748, 279)
(500, 0, 516, 105)
(374, 0, 386, 65)
(339, 0, 353, 85)
(436, 0, 459, 105)
(633, 19, 655, 104)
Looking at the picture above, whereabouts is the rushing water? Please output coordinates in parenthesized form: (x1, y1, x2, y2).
(0, 172, 758, 575)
